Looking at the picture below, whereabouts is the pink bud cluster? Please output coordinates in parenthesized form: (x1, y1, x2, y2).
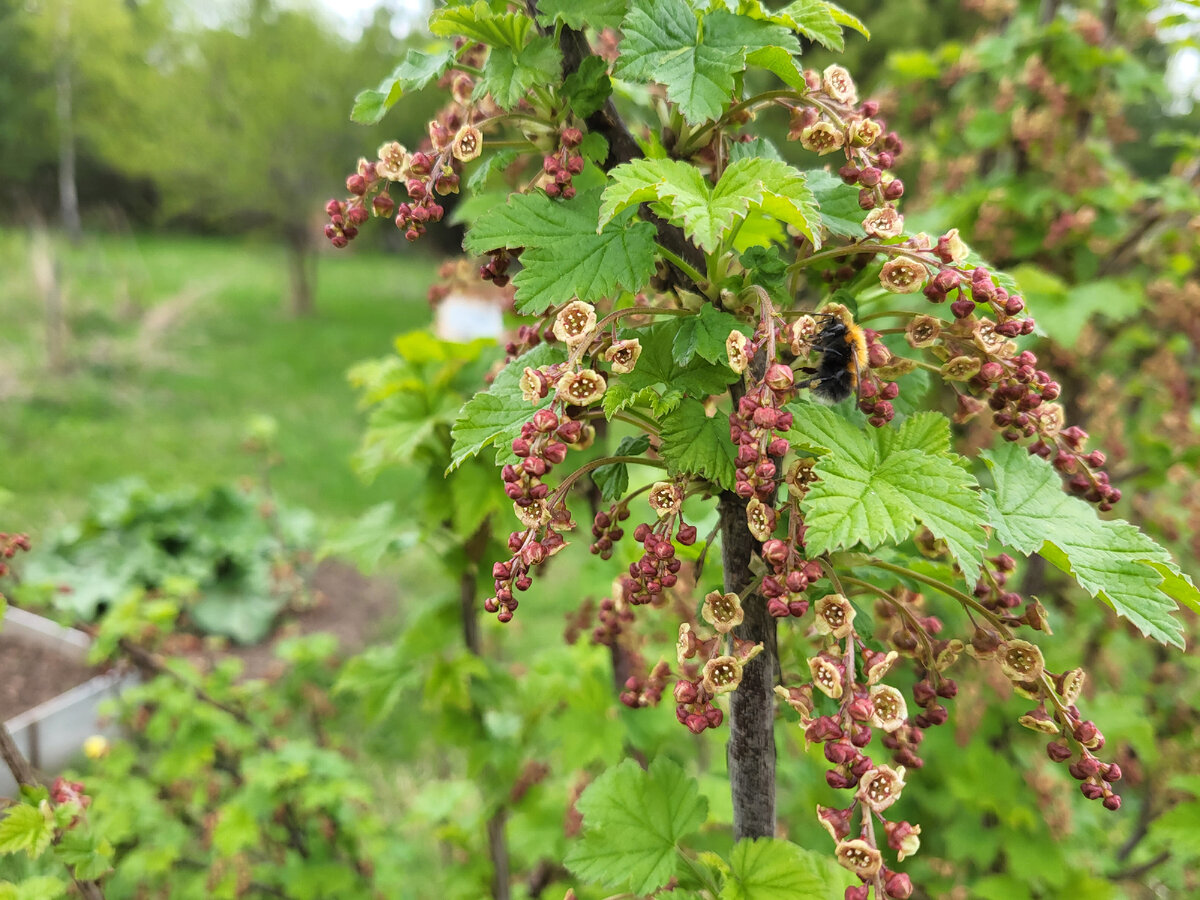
(0, 531, 32, 579)
(541, 127, 586, 200)
(674, 621, 761, 734)
(729, 363, 795, 505)
(591, 576, 636, 645)
(503, 324, 544, 364)
(479, 248, 512, 288)
(898, 271, 1119, 509)
(392, 150, 454, 242)
(856, 330, 901, 427)
(761, 535, 823, 618)
(620, 660, 670, 709)
(488, 408, 583, 621)
(589, 503, 629, 560)
(780, 601, 922, 899)
(626, 517, 693, 605)
(1050, 712, 1123, 811)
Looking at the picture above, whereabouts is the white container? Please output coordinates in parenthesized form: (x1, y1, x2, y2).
(1, 607, 136, 795)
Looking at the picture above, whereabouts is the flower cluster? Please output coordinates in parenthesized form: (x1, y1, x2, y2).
(0, 531, 31, 580)
(728, 354, 795, 512)
(488, 302, 614, 619)
(673, 592, 763, 733)
(540, 127, 586, 200)
(620, 659, 671, 709)
(589, 503, 629, 561)
(626, 483, 694, 606)
(776, 591, 922, 899)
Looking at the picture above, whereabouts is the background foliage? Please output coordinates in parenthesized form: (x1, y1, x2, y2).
(1, 0, 1199, 899)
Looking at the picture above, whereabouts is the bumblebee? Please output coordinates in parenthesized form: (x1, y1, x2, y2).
(800, 303, 868, 404)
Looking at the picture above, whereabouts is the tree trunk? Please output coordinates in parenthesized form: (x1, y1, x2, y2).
(31, 225, 68, 373)
(55, 3, 81, 243)
(721, 491, 778, 840)
(286, 232, 316, 317)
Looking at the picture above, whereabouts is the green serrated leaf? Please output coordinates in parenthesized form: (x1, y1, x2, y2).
(0, 805, 54, 859)
(537, 0, 628, 31)
(430, 2, 533, 50)
(720, 838, 853, 899)
(804, 168, 868, 239)
(477, 36, 562, 109)
(564, 757, 708, 895)
(351, 48, 455, 125)
(448, 344, 567, 473)
(981, 443, 1195, 648)
(784, 1, 843, 51)
(464, 188, 657, 312)
(466, 149, 522, 193)
(601, 157, 819, 252)
(616, 0, 801, 125)
(673, 304, 752, 366)
(563, 55, 614, 118)
(603, 383, 660, 420)
(741, 245, 790, 303)
(727, 137, 784, 164)
(659, 399, 737, 489)
(621, 322, 742, 398)
(825, 2, 870, 39)
(789, 402, 986, 576)
(54, 830, 114, 881)
(580, 131, 610, 165)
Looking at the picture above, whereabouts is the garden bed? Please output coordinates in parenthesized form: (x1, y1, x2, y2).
(1, 607, 136, 796)
(0, 632, 96, 722)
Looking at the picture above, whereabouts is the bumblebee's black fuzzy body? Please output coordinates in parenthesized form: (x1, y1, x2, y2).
(805, 306, 868, 404)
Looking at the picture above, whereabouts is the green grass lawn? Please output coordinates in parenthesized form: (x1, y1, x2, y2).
(0, 230, 437, 537)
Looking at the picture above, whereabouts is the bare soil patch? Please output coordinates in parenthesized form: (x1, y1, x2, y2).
(0, 635, 96, 722)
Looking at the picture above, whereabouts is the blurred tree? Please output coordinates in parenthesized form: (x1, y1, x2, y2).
(11, 0, 171, 234)
(0, 0, 54, 209)
(95, 1, 384, 314)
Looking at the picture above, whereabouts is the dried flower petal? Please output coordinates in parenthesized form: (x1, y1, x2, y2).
(998, 639, 1045, 681)
(727, 330, 750, 373)
(814, 593, 856, 639)
(822, 65, 858, 104)
(905, 314, 942, 348)
(835, 839, 881, 878)
(648, 481, 682, 518)
(604, 338, 642, 374)
(557, 369, 606, 406)
(553, 300, 598, 347)
(799, 122, 846, 155)
(868, 684, 908, 732)
(702, 655, 744, 695)
(702, 590, 744, 634)
(880, 257, 928, 293)
(863, 206, 904, 239)
(885, 820, 922, 861)
(856, 764, 906, 813)
(745, 498, 776, 541)
(376, 141, 408, 180)
(817, 805, 853, 842)
(809, 654, 845, 699)
(520, 367, 548, 403)
(514, 500, 551, 528)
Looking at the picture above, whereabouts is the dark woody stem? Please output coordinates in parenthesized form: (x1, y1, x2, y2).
(554, 14, 776, 840)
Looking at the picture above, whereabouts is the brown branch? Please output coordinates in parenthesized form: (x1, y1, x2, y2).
(556, 17, 777, 837)
(557, 24, 708, 284)
(0, 722, 39, 789)
(1108, 849, 1170, 882)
